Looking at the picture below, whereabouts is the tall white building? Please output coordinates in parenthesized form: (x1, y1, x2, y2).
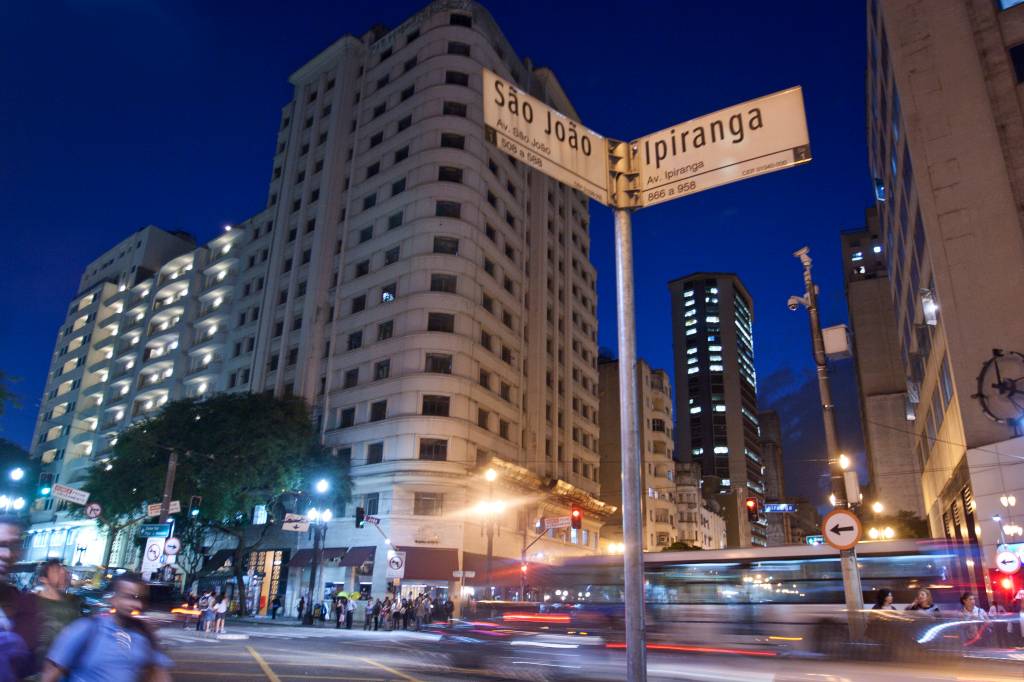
(28, 0, 612, 608)
(28, 216, 274, 565)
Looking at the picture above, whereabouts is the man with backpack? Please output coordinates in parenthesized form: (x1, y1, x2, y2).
(41, 572, 172, 681)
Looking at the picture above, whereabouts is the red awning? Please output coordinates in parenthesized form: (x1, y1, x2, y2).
(401, 547, 459, 580)
(289, 547, 346, 568)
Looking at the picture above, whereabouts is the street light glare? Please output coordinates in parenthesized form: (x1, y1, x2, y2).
(484, 468, 498, 482)
(315, 479, 329, 494)
(871, 501, 884, 514)
(307, 508, 319, 522)
(838, 454, 850, 470)
(9, 467, 24, 482)
(12, 498, 25, 511)
(321, 509, 333, 523)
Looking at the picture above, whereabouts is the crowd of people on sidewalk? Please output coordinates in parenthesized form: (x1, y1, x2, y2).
(182, 589, 230, 634)
(292, 591, 454, 632)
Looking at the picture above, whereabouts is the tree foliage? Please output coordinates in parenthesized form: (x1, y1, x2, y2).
(78, 393, 348, 611)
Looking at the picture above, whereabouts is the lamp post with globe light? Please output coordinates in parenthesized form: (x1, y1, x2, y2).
(302, 478, 332, 626)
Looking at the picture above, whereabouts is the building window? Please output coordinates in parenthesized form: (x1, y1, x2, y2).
(369, 400, 387, 421)
(443, 101, 467, 117)
(338, 407, 355, 428)
(391, 178, 406, 196)
(433, 236, 459, 254)
(1011, 43, 1024, 83)
(347, 331, 362, 350)
(450, 13, 472, 27)
(388, 211, 403, 230)
(355, 260, 370, 277)
(394, 146, 409, 163)
(440, 133, 465, 149)
(364, 491, 380, 512)
(343, 368, 359, 388)
(362, 194, 377, 210)
(428, 313, 455, 333)
(366, 444, 383, 466)
(445, 71, 469, 87)
(413, 491, 444, 514)
(425, 353, 452, 373)
(352, 295, 366, 313)
(479, 369, 490, 389)
(438, 166, 463, 183)
(477, 409, 489, 429)
(369, 132, 383, 147)
(429, 274, 458, 295)
(397, 115, 412, 132)
(384, 246, 400, 265)
(381, 282, 396, 303)
(366, 162, 380, 179)
(418, 440, 448, 462)
(422, 394, 450, 416)
(447, 42, 471, 56)
(400, 85, 415, 102)
(377, 320, 394, 340)
(374, 359, 390, 380)
(499, 420, 510, 439)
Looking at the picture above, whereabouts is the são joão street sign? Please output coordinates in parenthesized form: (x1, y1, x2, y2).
(821, 509, 862, 551)
(632, 86, 811, 208)
(483, 68, 610, 206)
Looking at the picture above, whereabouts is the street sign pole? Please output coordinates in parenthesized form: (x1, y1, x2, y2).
(798, 249, 864, 634)
(159, 449, 178, 524)
(613, 207, 647, 682)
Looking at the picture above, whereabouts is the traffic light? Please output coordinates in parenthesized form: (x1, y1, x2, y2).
(189, 495, 202, 517)
(745, 497, 759, 523)
(570, 505, 583, 530)
(520, 563, 528, 575)
(38, 472, 54, 497)
(355, 506, 365, 528)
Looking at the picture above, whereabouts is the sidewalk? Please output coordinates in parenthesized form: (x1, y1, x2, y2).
(229, 615, 441, 637)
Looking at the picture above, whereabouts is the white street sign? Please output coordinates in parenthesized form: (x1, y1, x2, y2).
(84, 502, 102, 519)
(483, 68, 610, 205)
(821, 509, 862, 551)
(281, 513, 310, 533)
(452, 570, 477, 578)
(52, 484, 89, 506)
(364, 515, 381, 526)
(163, 537, 182, 556)
(140, 537, 165, 577)
(386, 551, 406, 580)
(543, 516, 571, 530)
(997, 550, 1021, 575)
(632, 87, 811, 208)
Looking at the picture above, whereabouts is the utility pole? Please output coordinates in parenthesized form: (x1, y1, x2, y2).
(159, 449, 178, 524)
(792, 247, 864, 631)
(614, 207, 647, 681)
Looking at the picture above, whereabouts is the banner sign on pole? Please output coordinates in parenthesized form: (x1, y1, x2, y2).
(52, 484, 89, 506)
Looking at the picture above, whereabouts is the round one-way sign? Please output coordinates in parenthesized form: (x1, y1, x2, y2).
(822, 509, 862, 551)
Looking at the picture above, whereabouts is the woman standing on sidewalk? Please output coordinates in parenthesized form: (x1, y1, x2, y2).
(213, 593, 228, 634)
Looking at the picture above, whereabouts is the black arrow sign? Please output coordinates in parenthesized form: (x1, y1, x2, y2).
(1001, 558, 1016, 565)
(830, 523, 855, 534)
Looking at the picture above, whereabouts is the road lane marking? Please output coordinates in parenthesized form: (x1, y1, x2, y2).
(359, 657, 424, 682)
(247, 646, 282, 682)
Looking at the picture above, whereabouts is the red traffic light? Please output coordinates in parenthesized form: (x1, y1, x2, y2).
(745, 497, 758, 523)
(745, 498, 757, 510)
(520, 563, 528, 574)
(570, 505, 583, 530)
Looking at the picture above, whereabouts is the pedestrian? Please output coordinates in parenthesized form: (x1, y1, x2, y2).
(344, 593, 356, 622)
(297, 596, 305, 621)
(271, 594, 281, 620)
(40, 572, 172, 682)
(372, 599, 382, 631)
(444, 598, 454, 624)
(339, 593, 352, 626)
(196, 590, 212, 632)
(905, 588, 940, 615)
(214, 593, 228, 633)
(871, 588, 896, 610)
(381, 598, 391, 631)
(33, 559, 82, 669)
(0, 515, 39, 680)
(959, 592, 990, 647)
(400, 599, 409, 630)
(415, 597, 428, 631)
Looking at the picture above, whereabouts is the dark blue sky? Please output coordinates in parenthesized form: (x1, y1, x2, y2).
(0, 1, 871, 501)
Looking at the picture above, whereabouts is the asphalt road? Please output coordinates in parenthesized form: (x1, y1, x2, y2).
(159, 621, 1024, 682)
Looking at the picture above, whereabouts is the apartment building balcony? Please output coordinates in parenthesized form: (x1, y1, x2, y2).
(97, 311, 123, 329)
(187, 359, 221, 377)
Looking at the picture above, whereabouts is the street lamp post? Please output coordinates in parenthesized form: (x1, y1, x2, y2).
(790, 246, 864, 632)
(302, 479, 331, 627)
(484, 468, 497, 599)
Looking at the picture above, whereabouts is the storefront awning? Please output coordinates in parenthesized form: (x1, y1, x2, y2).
(289, 547, 346, 568)
(401, 547, 458, 581)
(340, 546, 375, 566)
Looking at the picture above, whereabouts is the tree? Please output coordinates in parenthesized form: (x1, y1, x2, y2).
(78, 393, 348, 614)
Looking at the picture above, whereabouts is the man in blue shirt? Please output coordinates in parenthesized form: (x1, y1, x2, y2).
(41, 572, 171, 682)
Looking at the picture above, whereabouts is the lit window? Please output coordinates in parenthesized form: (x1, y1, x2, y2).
(684, 309, 696, 318)
(684, 299, 695, 307)
(687, 367, 699, 374)
(692, 448, 704, 455)
(686, 347, 697, 355)
(709, 354, 722, 362)
(705, 316, 719, 323)
(685, 328, 696, 336)
(685, 319, 696, 327)
(851, 251, 864, 262)
(687, 357, 698, 366)
(689, 406, 701, 414)
(873, 245, 882, 254)
(714, 405, 726, 412)
(709, 287, 718, 294)
(683, 290, 694, 298)
(708, 345, 722, 352)
(709, 364, 723, 372)
(714, 446, 728, 454)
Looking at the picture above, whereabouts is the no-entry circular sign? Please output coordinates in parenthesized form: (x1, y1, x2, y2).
(822, 509, 862, 551)
(84, 502, 102, 519)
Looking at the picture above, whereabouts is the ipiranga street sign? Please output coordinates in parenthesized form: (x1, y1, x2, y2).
(632, 87, 811, 208)
(483, 69, 610, 206)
